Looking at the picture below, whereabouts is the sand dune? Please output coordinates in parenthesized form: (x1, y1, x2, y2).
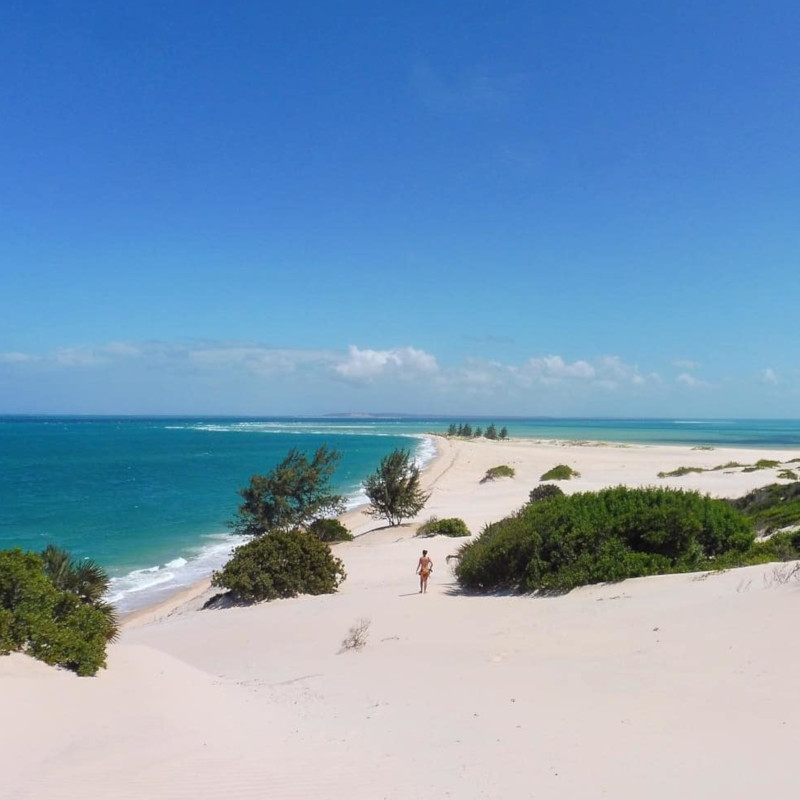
(2, 437, 799, 799)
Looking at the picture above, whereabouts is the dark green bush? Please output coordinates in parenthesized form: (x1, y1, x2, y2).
(307, 517, 353, 542)
(455, 487, 755, 593)
(778, 469, 798, 481)
(417, 517, 470, 537)
(0, 548, 115, 676)
(728, 482, 800, 533)
(540, 464, 579, 481)
(481, 465, 515, 482)
(529, 484, 565, 503)
(212, 529, 346, 603)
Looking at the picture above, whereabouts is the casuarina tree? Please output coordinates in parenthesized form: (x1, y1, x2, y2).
(234, 446, 344, 535)
(364, 448, 430, 526)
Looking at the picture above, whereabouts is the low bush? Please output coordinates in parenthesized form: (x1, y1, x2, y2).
(307, 518, 353, 542)
(540, 464, 579, 481)
(481, 465, 515, 482)
(728, 482, 800, 534)
(455, 486, 755, 593)
(777, 469, 798, 481)
(528, 484, 564, 503)
(417, 516, 470, 537)
(212, 529, 346, 603)
(658, 466, 705, 478)
(0, 548, 116, 676)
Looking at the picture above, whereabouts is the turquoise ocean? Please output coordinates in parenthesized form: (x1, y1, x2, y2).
(2, 416, 799, 612)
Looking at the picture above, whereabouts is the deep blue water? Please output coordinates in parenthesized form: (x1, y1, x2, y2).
(1, 416, 799, 611)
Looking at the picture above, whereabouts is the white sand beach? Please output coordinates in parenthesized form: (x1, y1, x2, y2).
(2, 437, 799, 799)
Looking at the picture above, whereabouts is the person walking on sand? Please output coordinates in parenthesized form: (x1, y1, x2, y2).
(417, 550, 433, 593)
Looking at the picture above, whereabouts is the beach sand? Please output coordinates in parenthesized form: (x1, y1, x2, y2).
(2, 437, 799, 799)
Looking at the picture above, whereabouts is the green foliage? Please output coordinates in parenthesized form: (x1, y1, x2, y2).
(417, 516, 471, 537)
(0, 548, 116, 676)
(447, 423, 457, 436)
(485, 423, 498, 440)
(692, 446, 715, 451)
(657, 466, 705, 478)
(728, 482, 800, 534)
(307, 517, 353, 542)
(529, 483, 565, 503)
(743, 459, 781, 473)
(473, 427, 483, 438)
(712, 462, 744, 470)
(40, 545, 118, 631)
(364, 448, 430, 526)
(540, 464, 580, 481)
(481, 464, 515, 482)
(778, 469, 799, 480)
(234, 446, 344, 535)
(455, 487, 755, 593)
(499, 426, 509, 440)
(212, 529, 346, 603)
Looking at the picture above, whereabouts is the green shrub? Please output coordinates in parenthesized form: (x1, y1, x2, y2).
(455, 487, 755, 593)
(729, 482, 800, 533)
(540, 464, 579, 481)
(481, 465, 515, 482)
(777, 469, 798, 481)
(417, 517, 470, 537)
(529, 484, 565, 503)
(212, 529, 346, 603)
(743, 459, 781, 473)
(657, 466, 705, 478)
(307, 518, 353, 542)
(712, 462, 744, 471)
(0, 548, 115, 676)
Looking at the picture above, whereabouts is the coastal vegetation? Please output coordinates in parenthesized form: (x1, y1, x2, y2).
(0, 546, 118, 676)
(481, 465, 515, 482)
(528, 484, 564, 503)
(658, 466, 705, 478)
(445, 423, 508, 440)
(308, 518, 353, 542)
(728, 482, 800, 534)
(364, 448, 430, 526)
(417, 517, 471, 538)
(455, 484, 800, 594)
(233, 446, 344, 535)
(456, 487, 755, 593)
(540, 464, 580, 481)
(659, 457, 796, 479)
(211, 529, 346, 603)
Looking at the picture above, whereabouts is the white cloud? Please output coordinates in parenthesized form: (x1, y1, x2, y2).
(334, 345, 439, 382)
(677, 372, 711, 389)
(672, 359, 702, 370)
(0, 352, 40, 364)
(759, 368, 778, 385)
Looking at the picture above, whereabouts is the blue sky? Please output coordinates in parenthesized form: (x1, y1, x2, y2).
(1, 1, 798, 416)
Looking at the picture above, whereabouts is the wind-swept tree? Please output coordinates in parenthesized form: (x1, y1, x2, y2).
(234, 446, 344, 535)
(484, 423, 498, 440)
(364, 448, 430, 526)
(499, 426, 509, 440)
(447, 423, 458, 437)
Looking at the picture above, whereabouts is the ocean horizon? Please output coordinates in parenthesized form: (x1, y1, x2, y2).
(2, 415, 800, 612)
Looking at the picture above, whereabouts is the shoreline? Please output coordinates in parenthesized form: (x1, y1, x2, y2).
(121, 434, 799, 625)
(121, 434, 452, 623)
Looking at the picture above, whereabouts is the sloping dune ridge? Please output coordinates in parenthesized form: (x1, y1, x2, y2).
(2, 437, 799, 800)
